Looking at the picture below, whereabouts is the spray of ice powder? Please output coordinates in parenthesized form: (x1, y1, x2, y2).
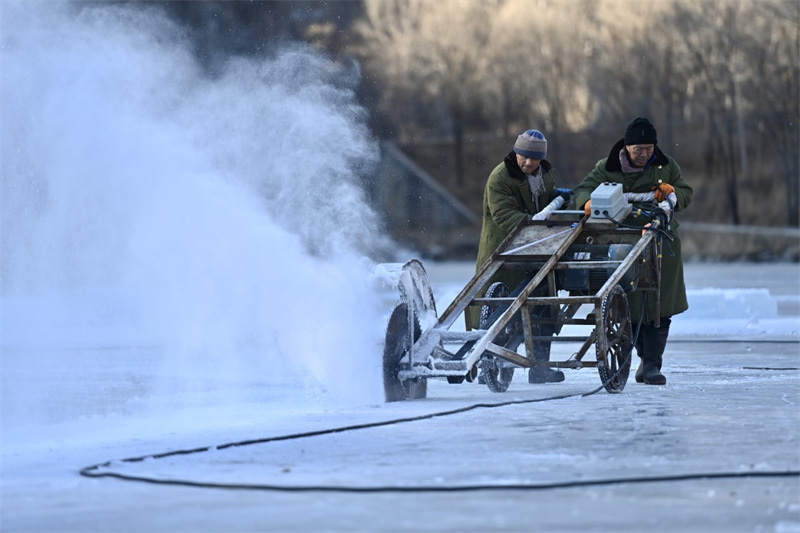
(1, 2, 388, 422)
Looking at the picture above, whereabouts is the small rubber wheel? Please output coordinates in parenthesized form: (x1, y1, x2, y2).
(479, 282, 516, 393)
(596, 284, 633, 393)
(383, 302, 427, 402)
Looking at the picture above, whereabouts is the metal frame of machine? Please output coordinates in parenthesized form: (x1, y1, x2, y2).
(382, 210, 663, 402)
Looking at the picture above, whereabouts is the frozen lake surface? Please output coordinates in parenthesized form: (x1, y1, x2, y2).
(2, 262, 799, 533)
(3, 4, 797, 531)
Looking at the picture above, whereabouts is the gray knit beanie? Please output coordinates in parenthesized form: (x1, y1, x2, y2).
(513, 129, 547, 159)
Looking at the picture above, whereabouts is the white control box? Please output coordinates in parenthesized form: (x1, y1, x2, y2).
(589, 182, 630, 220)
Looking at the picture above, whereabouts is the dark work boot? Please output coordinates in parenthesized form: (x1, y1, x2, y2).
(635, 359, 646, 383)
(640, 319, 671, 385)
(529, 365, 565, 383)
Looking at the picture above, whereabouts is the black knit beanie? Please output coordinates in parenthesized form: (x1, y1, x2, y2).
(624, 117, 658, 145)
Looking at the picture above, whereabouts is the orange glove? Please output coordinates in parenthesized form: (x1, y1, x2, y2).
(583, 199, 592, 215)
(654, 183, 675, 202)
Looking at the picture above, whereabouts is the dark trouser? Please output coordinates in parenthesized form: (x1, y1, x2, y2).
(531, 303, 555, 362)
(529, 302, 563, 383)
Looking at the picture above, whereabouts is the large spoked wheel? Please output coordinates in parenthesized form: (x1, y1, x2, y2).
(383, 302, 427, 402)
(479, 282, 516, 393)
(596, 284, 633, 393)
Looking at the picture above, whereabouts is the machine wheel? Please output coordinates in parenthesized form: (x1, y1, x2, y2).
(483, 359, 514, 393)
(479, 282, 516, 393)
(596, 284, 633, 393)
(383, 302, 427, 402)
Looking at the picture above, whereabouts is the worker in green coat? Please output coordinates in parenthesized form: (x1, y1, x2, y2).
(473, 129, 572, 383)
(573, 117, 694, 385)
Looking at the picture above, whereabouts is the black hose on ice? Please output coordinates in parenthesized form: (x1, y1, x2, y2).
(80, 367, 798, 492)
(79, 303, 799, 493)
(80, 465, 799, 493)
(81, 368, 799, 493)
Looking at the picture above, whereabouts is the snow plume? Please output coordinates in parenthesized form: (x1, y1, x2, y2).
(1, 2, 387, 424)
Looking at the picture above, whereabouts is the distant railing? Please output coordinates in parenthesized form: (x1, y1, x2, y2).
(681, 222, 800, 238)
(680, 222, 799, 261)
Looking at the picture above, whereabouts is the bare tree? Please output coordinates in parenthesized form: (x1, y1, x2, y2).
(480, 1, 601, 180)
(355, 0, 609, 183)
(350, 0, 798, 227)
(747, 0, 800, 226)
(353, 0, 496, 182)
(666, 0, 799, 225)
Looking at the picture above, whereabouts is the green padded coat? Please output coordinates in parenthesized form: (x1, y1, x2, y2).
(573, 139, 694, 323)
